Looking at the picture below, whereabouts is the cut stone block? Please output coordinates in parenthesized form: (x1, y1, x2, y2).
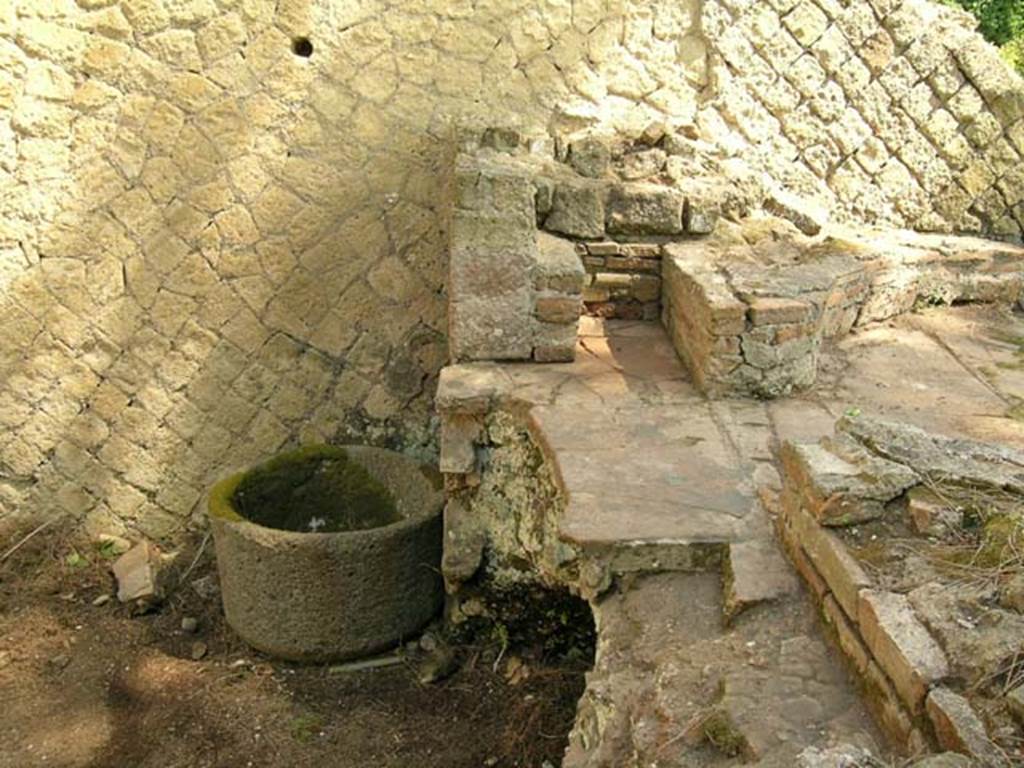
(863, 658, 925, 750)
(545, 180, 606, 239)
(748, 297, 814, 326)
(822, 593, 870, 674)
(764, 188, 828, 235)
(858, 590, 949, 713)
(440, 413, 481, 475)
(436, 365, 510, 414)
(534, 233, 586, 294)
(684, 199, 718, 235)
(567, 135, 611, 178)
(448, 157, 539, 362)
(781, 439, 918, 526)
(606, 184, 683, 236)
(442, 497, 485, 589)
(535, 294, 581, 324)
(780, 485, 871, 618)
(838, 414, 1024, 496)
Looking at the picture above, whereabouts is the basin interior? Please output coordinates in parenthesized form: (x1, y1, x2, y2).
(231, 445, 401, 533)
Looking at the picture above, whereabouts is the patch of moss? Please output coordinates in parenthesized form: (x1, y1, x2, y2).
(1007, 401, 1024, 422)
(702, 711, 747, 757)
(976, 512, 1023, 569)
(289, 712, 325, 743)
(230, 445, 400, 533)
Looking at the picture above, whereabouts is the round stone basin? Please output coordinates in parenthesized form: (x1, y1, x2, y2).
(208, 445, 444, 662)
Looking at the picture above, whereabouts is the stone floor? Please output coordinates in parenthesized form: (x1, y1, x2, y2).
(443, 319, 764, 563)
(439, 304, 1024, 766)
(566, 573, 881, 767)
(445, 305, 1024, 559)
(772, 304, 1024, 451)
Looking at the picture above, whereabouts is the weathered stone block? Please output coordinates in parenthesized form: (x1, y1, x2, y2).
(606, 184, 683, 236)
(631, 274, 661, 303)
(926, 687, 1001, 764)
(724, 536, 799, 622)
(449, 293, 535, 362)
(859, 589, 949, 712)
(764, 188, 828, 235)
(781, 438, 918, 526)
(544, 180, 606, 239)
(535, 294, 581, 324)
(748, 297, 814, 326)
(440, 413, 481, 475)
(567, 136, 612, 178)
(783, 1, 829, 47)
(617, 148, 667, 180)
(822, 593, 870, 674)
(780, 480, 871, 619)
(443, 496, 485, 589)
(593, 272, 633, 291)
(534, 233, 585, 294)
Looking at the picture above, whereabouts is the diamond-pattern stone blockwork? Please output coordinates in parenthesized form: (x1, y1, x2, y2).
(1, 0, 1022, 542)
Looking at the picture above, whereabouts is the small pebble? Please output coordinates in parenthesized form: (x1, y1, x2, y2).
(48, 654, 71, 671)
(190, 642, 208, 661)
(92, 594, 111, 607)
(181, 616, 199, 633)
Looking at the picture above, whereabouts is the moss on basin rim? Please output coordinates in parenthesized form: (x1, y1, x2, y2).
(213, 445, 400, 533)
(209, 445, 444, 662)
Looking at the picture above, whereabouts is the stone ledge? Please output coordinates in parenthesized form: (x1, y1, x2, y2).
(660, 227, 1024, 399)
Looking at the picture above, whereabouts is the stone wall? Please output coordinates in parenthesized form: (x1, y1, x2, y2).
(778, 415, 1024, 760)
(1, 0, 1022, 542)
(701, 0, 1024, 236)
(0, 0, 708, 540)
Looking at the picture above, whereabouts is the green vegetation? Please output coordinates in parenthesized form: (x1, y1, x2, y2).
(289, 713, 325, 743)
(941, 0, 1024, 74)
(231, 445, 400, 533)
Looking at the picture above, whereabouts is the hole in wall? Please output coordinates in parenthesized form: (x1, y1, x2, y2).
(291, 37, 313, 57)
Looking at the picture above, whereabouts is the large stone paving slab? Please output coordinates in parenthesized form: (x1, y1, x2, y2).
(771, 306, 1024, 451)
(531, 403, 754, 549)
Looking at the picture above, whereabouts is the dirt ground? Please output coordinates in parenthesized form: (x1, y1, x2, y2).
(0, 526, 587, 768)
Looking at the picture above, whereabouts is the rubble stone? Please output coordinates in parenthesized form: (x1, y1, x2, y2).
(112, 542, 170, 604)
(926, 687, 1002, 765)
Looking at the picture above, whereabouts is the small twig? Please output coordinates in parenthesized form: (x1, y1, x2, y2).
(177, 532, 211, 585)
(1, 517, 58, 564)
